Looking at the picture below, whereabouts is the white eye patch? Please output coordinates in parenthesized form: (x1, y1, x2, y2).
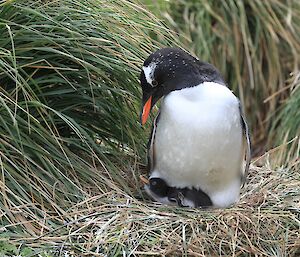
(142, 62, 157, 87)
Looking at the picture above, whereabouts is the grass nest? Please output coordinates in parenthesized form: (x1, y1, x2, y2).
(3, 161, 299, 256)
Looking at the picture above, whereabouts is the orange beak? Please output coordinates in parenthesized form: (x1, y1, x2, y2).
(141, 96, 152, 125)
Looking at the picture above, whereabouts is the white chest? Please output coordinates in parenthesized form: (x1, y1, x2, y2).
(151, 82, 243, 207)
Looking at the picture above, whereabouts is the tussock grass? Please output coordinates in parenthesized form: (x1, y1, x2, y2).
(144, 0, 300, 162)
(270, 73, 300, 168)
(0, 0, 176, 238)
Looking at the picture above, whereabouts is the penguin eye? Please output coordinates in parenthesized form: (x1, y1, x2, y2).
(151, 80, 158, 87)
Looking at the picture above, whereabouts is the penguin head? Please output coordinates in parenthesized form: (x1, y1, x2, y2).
(149, 178, 168, 197)
(139, 47, 224, 124)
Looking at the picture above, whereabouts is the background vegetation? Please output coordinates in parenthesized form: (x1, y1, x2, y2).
(0, 0, 299, 256)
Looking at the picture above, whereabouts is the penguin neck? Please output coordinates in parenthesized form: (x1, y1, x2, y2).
(162, 81, 235, 107)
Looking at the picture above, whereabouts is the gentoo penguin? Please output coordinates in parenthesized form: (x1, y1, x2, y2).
(139, 47, 251, 208)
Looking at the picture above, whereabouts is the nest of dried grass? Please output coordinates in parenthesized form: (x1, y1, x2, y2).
(4, 161, 299, 256)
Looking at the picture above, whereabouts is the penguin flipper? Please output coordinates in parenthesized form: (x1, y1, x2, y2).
(240, 105, 251, 187)
(146, 111, 160, 172)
